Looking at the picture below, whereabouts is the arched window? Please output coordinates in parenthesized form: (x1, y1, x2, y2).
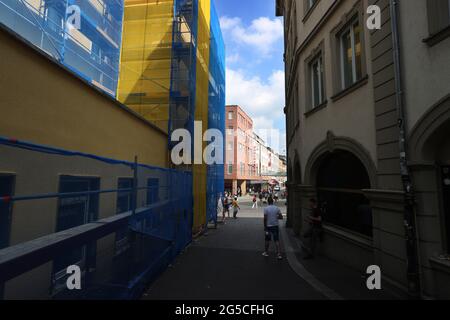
(317, 150, 372, 237)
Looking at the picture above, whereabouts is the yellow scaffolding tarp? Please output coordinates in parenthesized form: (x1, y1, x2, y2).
(117, 0, 174, 132)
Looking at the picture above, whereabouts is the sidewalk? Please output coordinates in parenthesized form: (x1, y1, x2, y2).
(142, 198, 397, 300)
(282, 225, 398, 300)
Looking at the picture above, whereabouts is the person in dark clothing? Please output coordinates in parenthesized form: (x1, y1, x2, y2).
(222, 196, 230, 221)
(303, 198, 323, 259)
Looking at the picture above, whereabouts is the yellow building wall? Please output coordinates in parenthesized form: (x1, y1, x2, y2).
(0, 26, 172, 299)
(192, 0, 211, 231)
(0, 27, 169, 168)
(117, 0, 175, 133)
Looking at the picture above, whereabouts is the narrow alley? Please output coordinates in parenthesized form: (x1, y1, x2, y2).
(142, 198, 397, 300)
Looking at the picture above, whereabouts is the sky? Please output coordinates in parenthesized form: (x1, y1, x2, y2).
(215, 0, 286, 155)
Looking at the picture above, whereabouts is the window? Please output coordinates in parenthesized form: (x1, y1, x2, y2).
(317, 151, 372, 237)
(147, 178, 159, 205)
(305, 42, 326, 112)
(228, 164, 233, 175)
(340, 19, 363, 89)
(310, 55, 325, 108)
(308, 0, 317, 9)
(0, 174, 14, 250)
(425, 0, 450, 45)
(117, 178, 133, 214)
(53, 176, 100, 293)
(0, 174, 13, 299)
(227, 142, 233, 151)
(330, 3, 367, 97)
(304, 0, 319, 18)
(426, 0, 450, 35)
(441, 166, 450, 252)
(115, 178, 133, 256)
(228, 111, 234, 120)
(240, 163, 245, 176)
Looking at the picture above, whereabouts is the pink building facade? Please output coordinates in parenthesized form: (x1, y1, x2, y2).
(224, 105, 259, 195)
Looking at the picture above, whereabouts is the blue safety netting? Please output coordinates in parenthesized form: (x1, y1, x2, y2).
(0, 0, 123, 96)
(206, 1, 225, 224)
(168, 0, 198, 145)
(0, 137, 192, 300)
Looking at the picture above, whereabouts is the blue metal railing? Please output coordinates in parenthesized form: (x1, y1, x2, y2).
(0, 136, 193, 300)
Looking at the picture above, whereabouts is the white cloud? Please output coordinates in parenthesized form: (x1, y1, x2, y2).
(220, 16, 283, 56)
(226, 68, 285, 118)
(220, 16, 241, 31)
(226, 68, 286, 154)
(226, 53, 241, 63)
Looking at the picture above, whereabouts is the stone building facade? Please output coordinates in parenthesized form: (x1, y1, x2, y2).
(277, 0, 450, 298)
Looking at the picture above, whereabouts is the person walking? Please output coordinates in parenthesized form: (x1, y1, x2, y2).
(303, 198, 323, 259)
(232, 197, 240, 219)
(222, 196, 230, 221)
(274, 192, 279, 203)
(262, 197, 283, 260)
(252, 195, 258, 209)
(217, 193, 224, 223)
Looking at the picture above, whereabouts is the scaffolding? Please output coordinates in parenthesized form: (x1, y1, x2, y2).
(118, 0, 225, 230)
(206, 0, 225, 224)
(0, 136, 192, 299)
(0, 0, 124, 96)
(169, 0, 197, 139)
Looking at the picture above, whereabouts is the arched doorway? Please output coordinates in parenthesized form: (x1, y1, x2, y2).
(409, 95, 450, 253)
(422, 121, 450, 253)
(316, 150, 373, 237)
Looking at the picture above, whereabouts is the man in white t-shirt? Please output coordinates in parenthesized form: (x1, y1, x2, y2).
(262, 197, 283, 260)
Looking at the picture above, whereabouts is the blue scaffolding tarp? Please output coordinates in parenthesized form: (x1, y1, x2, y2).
(0, 0, 124, 96)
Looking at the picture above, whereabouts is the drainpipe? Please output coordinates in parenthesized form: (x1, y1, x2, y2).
(390, 0, 421, 298)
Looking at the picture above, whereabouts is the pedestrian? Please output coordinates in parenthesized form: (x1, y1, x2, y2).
(262, 197, 283, 259)
(252, 194, 258, 209)
(232, 196, 240, 219)
(258, 192, 263, 205)
(217, 193, 223, 223)
(223, 196, 230, 221)
(303, 198, 323, 260)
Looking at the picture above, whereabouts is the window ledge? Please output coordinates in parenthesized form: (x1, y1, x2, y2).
(304, 100, 328, 118)
(429, 256, 450, 275)
(323, 223, 373, 249)
(331, 75, 369, 102)
(423, 25, 450, 47)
